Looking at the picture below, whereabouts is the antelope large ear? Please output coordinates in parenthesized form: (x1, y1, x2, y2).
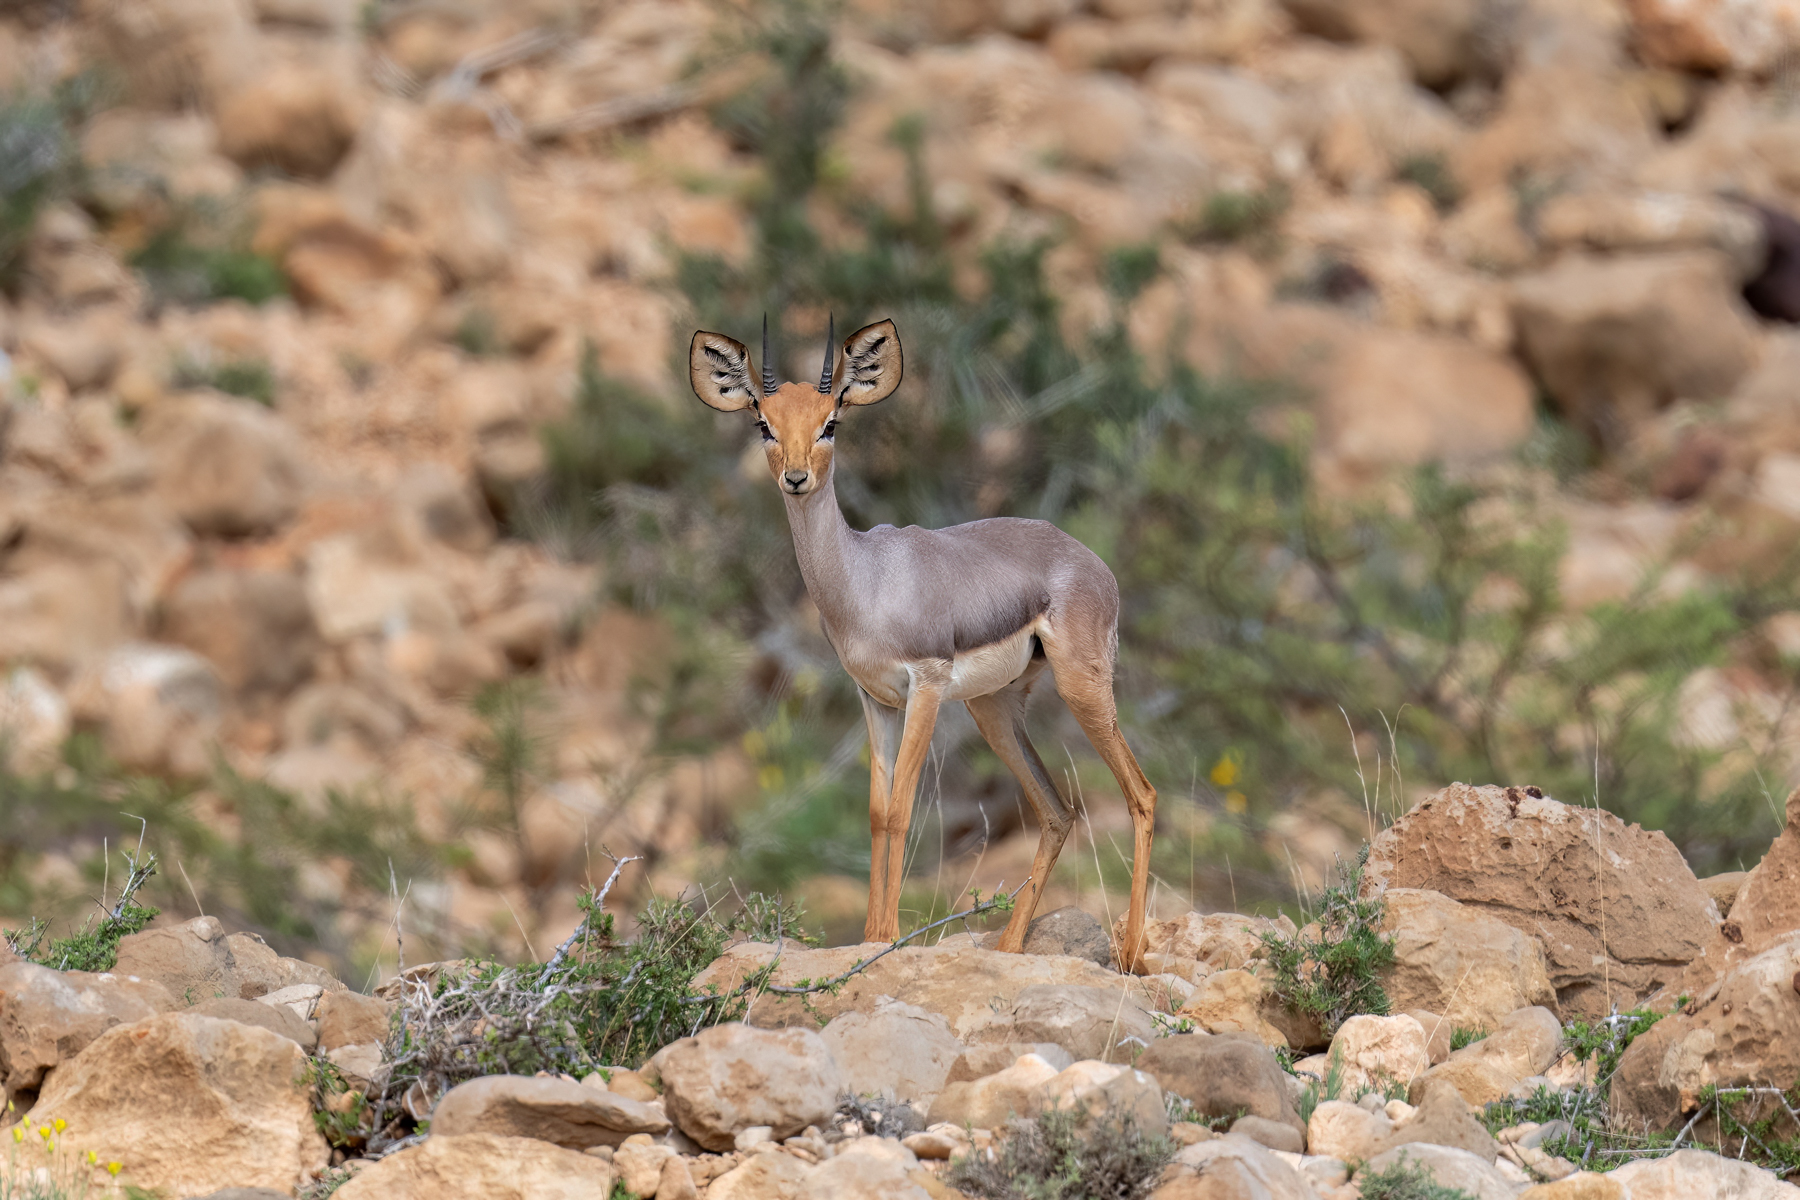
(837, 319, 902, 407)
(689, 330, 760, 412)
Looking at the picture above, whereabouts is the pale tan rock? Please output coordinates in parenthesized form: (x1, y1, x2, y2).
(944, 1044, 1073, 1085)
(141, 392, 307, 537)
(333, 1132, 615, 1199)
(1379, 890, 1558, 1029)
(1701, 871, 1749, 920)
(1406, 1010, 1453, 1065)
(0, 667, 70, 774)
(1537, 190, 1767, 280)
(192, 996, 316, 1051)
(1365, 783, 1720, 1016)
(1612, 929, 1800, 1132)
(1511, 252, 1761, 450)
(1159, 1134, 1315, 1199)
(692, 942, 1156, 1042)
(430, 1074, 669, 1150)
(1305, 1100, 1390, 1163)
(67, 642, 221, 776)
(901, 1128, 965, 1160)
(651, 1023, 844, 1151)
(215, 59, 363, 178)
(1137, 1034, 1304, 1139)
(820, 997, 964, 1109)
(925, 1052, 1061, 1129)
(26, 1013, 328, 1196)
(1610, 1148, 1800, 1199)
(1379, 1077, 1497, 1161)
(1279, 0, 1506, 88)
(1229, 1113, 1303, 1153)
(1327, 1014, 1429, 1097)
(799, 1136, 931, 1200)
(1624, 0, 1800, 75)
(160, 567, 319, 696)
(612, 1138, 676, 1195)
(705, 1145, 814, 1200)
(1518, 1175, 1629, 1200)
(1176, 970, 1287, 1048)
(1130, 911, 1296, 976)
(114, 917, 342, 1006)
(658, 1155, 700, 1200)
(975, 983, 1158, 1062)
(0, 963, 173, 1109)
(315, 989, 390, 1051)
(326, 1041, 382, 1089)
(1032, 1060, 1167, 1135)
(1453, 1007, 1562, 1081)
(1363, 1145, 1516, 1200)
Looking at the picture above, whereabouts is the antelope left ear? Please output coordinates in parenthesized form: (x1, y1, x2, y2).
(689, 330, 760, 412)
(837, 319, 902, 407)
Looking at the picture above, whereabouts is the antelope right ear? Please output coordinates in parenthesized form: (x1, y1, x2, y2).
(837, 319, 902, 406)
(689, 330, 760, 412)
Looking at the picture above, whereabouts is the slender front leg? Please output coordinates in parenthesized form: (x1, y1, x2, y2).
(859, 688, 905, 944)
(868, 662, 949, 943)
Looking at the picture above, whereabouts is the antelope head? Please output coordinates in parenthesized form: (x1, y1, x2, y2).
(688, 316, 903, 496)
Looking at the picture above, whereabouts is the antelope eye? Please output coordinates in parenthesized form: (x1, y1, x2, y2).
(821, 419, 837, 440)
(756, 419, 775, 442)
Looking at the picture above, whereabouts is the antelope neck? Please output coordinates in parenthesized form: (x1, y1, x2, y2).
(781, 460, 861, 634)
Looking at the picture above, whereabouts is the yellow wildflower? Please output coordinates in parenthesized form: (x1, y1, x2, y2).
(88, 1150, 98, 1165)
(107, 1162, 123, 1177)
(11, 1126, 22, 1143)
(51, 1118, 65, 1133)
(37, 1125, 50, 1141)
(1209, 752, 1241, 788)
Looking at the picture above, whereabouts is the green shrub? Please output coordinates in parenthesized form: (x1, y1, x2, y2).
(1449, 1026, 1487, 1052)
(945, 1108, 1176, 1200)
(1395, 153, 1461, 213)
(1259, 847, 1394, 1034)
(1356, 1154, 1476, 1200)
(132, 225, 287, 307)
(3, 850, 157, 972)
(173, 355, 276, 405)
(1186, 184, 1289, 244)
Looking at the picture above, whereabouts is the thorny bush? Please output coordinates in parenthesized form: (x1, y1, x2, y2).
(946, 1107, 1177, 1200)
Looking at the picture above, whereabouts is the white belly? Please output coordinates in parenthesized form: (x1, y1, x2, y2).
(946, 627, 1036, 701)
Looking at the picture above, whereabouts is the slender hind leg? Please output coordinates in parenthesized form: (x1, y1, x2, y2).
(1041, 633, 1158, 974)
(860, 688, 904, 944)
(966, 668, 1075, 953)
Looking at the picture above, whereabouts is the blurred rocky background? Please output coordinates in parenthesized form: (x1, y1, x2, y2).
(4, 0, 1800, 980)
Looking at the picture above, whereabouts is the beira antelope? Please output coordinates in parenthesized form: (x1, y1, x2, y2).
(688, 316, 1158, 972)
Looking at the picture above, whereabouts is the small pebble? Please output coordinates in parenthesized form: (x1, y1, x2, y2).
(735, 1126, 775, 1151)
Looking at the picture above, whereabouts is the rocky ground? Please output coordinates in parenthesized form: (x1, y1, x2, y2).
(7, 0, 1800, 965)
(3, 782, 1798, 1198)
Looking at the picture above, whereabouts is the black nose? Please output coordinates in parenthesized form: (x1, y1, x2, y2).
(783, 471, 809, 489)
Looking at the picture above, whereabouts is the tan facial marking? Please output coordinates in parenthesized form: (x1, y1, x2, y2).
(757, 382, 840, 495)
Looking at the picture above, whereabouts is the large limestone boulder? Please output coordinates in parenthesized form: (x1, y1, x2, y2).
(26, 1013, 328, 1196)
(1380, 889, 1559, 1027)
(1362, 1145, 1518, 1200)
(1511, 251, 1761, 449)
(705, 1145, 814, 1199)
(691, 942, 1164, 1042)
(1609, 1148, 1800, 1199)
(820, 997, 965, 1109)
(430, 1075, 669, 1150)
(1611, 930, 1800, 1132)
(972, 984, 1157, 1063)
(1326, 1014, 1430, 1096)
(1032, 1059, 1167, 1136)
(1155, 1133, 1315, 1199)
(0, 963, 173, 1109)
(141, 392, 307, 537)
(799, 1136, 932, 1200)
(1364, 783, 1720, 1016)
(980, 905, 1114, 967)
(1669, 787, 1800, 999)
(1136, 1033, 1303, 1138)
(1377, 1076, 1498, 1161)
(926, 1052, 1061, 1129)
(651, 1023, 844, 1151)
(1414, 1005, 1562, 1107)
(191, 997, 316, 1051)
(1307, 1099, 1391, 1162)
(113, 916, 342, 1006)
(332, 1133, 616, 1199)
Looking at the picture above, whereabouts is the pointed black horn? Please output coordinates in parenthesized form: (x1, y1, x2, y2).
(760, 313, 777, 396)
(818, 312, 835, 394)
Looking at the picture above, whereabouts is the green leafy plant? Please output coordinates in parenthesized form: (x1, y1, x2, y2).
(1295, 1045, 1347, 1127)
(1356, 1153, 1477, 1200)
(1396, 153, 1461, 213)
(172, 355, 276, 405)
(3, 848, 158, 972)
(131, 222, 286, 307)
(1449, 1026, 1487, 1052)
(945, 1107, 1176, 1200)
(1259, 847, 1395, 1035)
(1564, 1003, 1679, 1083)
(1185, 184, 1289, 245)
